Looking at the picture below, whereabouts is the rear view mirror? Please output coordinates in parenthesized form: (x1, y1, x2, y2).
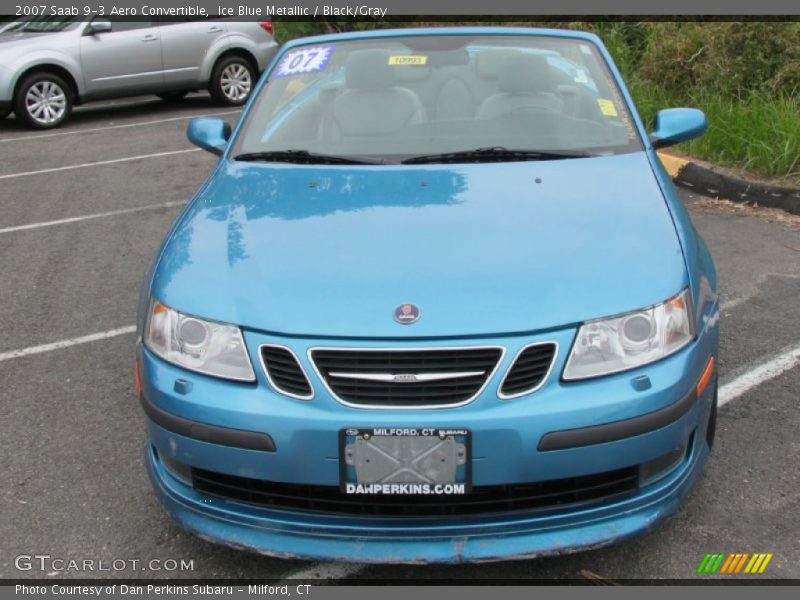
(85, 19, 112, 35)
(187, 117, 231, 156)
(649, 108, 708, 149)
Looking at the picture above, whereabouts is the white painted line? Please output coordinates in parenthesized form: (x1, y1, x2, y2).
(719, 342, 800, 406)
(280, 562, 364, 581)
(0, 326, 136, 363)
(0, 200, 186, 234)
(0, 110, 240, 143)
(0, 148, 201, 181)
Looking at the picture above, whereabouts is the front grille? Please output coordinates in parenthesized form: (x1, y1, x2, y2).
(192, 466, 639, 517)
(310, 347, 503, 407)
(260, 345, 313, 399)
(500, 343, 557, 398)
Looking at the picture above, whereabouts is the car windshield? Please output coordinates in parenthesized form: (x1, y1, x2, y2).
(1, 17, 81, 33)
(232, 33, 643, 164)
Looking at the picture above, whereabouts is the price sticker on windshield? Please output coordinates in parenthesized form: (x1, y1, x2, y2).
(273, 45, 335, 78)
(388, 55, 428, 66)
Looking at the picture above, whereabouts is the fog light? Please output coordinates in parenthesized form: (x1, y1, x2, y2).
(639, 434, 692, 485)
(155, 448, 193, 485)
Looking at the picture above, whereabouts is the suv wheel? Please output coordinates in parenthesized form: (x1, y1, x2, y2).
(14, 72, 73, 129)
(210, 56, 255, 106)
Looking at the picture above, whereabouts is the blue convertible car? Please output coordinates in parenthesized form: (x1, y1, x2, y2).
(136, 27, 719, 562)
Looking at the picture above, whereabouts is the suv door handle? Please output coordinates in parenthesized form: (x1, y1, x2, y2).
(207, 26, 223, 33)
(141, 34, 158, 42)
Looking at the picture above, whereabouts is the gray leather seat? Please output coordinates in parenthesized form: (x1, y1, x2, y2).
(331, 49, 425, 138)
(476, 54, 563, 120)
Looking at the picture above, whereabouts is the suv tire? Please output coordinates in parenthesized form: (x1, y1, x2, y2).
(14, 72, 73, 129)
(209, 56, 256, 106)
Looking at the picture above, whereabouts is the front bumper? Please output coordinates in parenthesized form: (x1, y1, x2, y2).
(147, 436, 708, 562)
(139, 314, 718, 562)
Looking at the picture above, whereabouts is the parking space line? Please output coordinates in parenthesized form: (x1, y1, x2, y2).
(0, 326, 136, 363)
(0, 110, 240, 143)
(0, 201, 186, 235)
(0, 148, 201, 181)
(719, 341, 800, 406)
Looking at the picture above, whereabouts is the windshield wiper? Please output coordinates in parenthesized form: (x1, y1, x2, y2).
(233, 150, 385, 165)
(401, 146, 595, 165)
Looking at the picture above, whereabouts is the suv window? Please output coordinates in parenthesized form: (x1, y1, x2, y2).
(105, 20, 154, 33)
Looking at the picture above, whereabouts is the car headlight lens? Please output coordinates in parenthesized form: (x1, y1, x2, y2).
(563, 289, 694, 380)
(144, 299, 255, 382)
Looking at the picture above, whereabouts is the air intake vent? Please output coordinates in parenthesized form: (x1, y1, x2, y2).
(192, 465, 639, 517)
(499, 343, 557, 398)
(260, 345, 313, 399)
(310, 347, 503, 408)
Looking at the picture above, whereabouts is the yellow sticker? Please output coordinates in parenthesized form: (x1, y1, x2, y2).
(388, 55, 428, 66)
(597, 99, 618, 117)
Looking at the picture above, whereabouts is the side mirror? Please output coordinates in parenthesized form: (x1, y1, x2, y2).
(85, 19, 112, 35)
(649, 108, 707, 149)
(187, 117, 231, 156)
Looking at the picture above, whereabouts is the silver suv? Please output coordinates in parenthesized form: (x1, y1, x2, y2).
(0, 17, 278, 129)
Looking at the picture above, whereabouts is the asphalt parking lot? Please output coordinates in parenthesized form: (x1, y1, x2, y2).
(1, 93, 799, 582)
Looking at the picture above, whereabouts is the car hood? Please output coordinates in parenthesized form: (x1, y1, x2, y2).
(0, 31, 61, 49)
(0, 31, 69, 56)
(153, 152, 687, 338)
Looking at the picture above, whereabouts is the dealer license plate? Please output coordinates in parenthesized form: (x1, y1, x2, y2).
(339, 427, 471, 495)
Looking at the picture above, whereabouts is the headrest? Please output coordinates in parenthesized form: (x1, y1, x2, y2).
(499, 54, 555, 94)
(474, 50, 518, 79)
(396, 65, 431, 82)
(345, 49, 397, 90)
(430, 48, 470, 67)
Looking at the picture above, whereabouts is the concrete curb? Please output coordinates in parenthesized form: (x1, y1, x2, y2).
(658, 152, 800, 217)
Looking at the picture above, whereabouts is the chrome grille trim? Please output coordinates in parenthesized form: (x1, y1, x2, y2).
(497, 341, 559, 400)
(258, 344, 315, 401)
(308, 345, 506, 410)
(328, 371, 486, 383)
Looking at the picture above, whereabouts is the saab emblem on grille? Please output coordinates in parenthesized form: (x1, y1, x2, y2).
(394, 303, 421, 324)
(392, 373, 418, 383)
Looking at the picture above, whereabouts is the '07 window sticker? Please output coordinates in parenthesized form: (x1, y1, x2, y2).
(273, 45, 336, 79)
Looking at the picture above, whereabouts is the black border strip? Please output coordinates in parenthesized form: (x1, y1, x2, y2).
(139, 393, 276, 452)
(2, 578, 795, 585)
(538, 387, 697, 451)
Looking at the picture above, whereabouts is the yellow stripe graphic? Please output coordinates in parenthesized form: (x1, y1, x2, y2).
(751, 554, 767, 573)
(744, 554, 759, 573)
(745, 553, 772, 573)
(758, 554, 773, 573)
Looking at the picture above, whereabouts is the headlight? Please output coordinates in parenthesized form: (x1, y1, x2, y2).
(563, 289, 694, 380)
(144, 299, 255, 382)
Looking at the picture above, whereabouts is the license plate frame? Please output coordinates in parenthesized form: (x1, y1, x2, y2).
(338, 427, 472, 496)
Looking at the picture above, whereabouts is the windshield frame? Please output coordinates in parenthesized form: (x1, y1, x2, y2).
(226, 28, 649, 165)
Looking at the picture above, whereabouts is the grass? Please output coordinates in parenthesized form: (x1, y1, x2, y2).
(630, 83, 800, 187)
